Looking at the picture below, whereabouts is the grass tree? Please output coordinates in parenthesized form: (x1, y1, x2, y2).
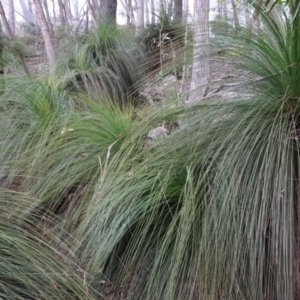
(2, 1, 300, 299)
(69, 2, 300, 299)
(0, 188, 99, 299)
(59, 20, 145, 106)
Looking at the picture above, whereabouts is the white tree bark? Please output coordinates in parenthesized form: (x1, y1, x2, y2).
(174, 0, 183, 23)
(189, 0, 210, 102)
(9, 0, 15, 34)
(42, 0, 54, 37)
(151, 0, 155, 23)
(64, 0, 72, 26)
(244, 5, 251, 27)
(145, 0, 149, 25)
(119, 0, 135, 26)
(101, 0, 117, 24)
(0, 0, 30, 74)
(0, 1, 14, 37)
(58, 0, 66, 31)
(32, 0, 56, 69)
(250, 0, 263, 32)
(135, 0, 144, 37)
(85, 6, 89, 32)
(74, 0, 79, 22)
(231, 0, 239, 30)
(182, 0, 189, 25)
(51, 0, 56, 28)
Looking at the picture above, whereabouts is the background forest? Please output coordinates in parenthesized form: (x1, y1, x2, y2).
(0, 0, 299, 299)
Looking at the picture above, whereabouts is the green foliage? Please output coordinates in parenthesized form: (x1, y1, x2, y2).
(142, 21, 188, 78)
(58, 20, 145, 106)
(2, 3, 300, 299)
(0, 188, 99, 299)
(20, 21, 41, 36)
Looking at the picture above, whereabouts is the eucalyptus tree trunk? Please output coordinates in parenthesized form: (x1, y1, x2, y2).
(87, 0, 96, 24)
(89, 0, 117, 24)
(8, 0, 15, 34)
(145, 0, 149, 25)
(120, 0, 135, 26)
(0, 1, 30, 75)
(101, 0, 117, 24)
(32, 0, 56, 69)
(51, 0, 56, 28)
(222, 0, 228, 20)
(244, 5, 250, 27)
(151, 0, 155, 23)
(85, 6, 89, 32)
(250, 0, 263, 32)
(58, 0, 66, 31)
(64, 0, 72, 26)
(182, 0, 188, 24)
(74, 0, 79, 22)
(0, 23, 4, 94)
(174, 0, 183, 23)
(0, 1, 14, 37)
(231, 0, 239, 30)
(42, 0, 54, 37)
(135, 0, 144, 37)
(189, 0, 210, 102)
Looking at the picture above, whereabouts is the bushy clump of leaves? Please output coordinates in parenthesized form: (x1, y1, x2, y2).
(141, 15, 189, 79)
(20, 21, 41, 36)
(2, 3, 300, 300)
(58, 20, 145, 106)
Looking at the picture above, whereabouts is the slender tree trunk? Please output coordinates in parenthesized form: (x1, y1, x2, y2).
(0, 1, 14, 37)
(0, 22, 4, 94)
(182, 0, 188, 24)
(231, 0, 239, 30)
(250, 0, 263, 32)
(58, 0, 65, 31)
(9, 0, 15, 34)
(120, 0, 135, 26)
(101, 0, 117, 24)
(64, 0, 72, 27)
(189, 0, 210, 102)
(85, 7, 89, 32)
(244, 5, 250, 27)
(174, 0, 183, 23)
(51, 0, 56, 28)
(145, 0, 149, 26)
(32, 0, 56, 69)
(151, 0, 155, 23)
(168, 0, 173, 17)
(87, 0, 96, 24)
(135, 0, 144, 37)
(42, 0, 54, 37)
(0, 1, 30, 75)
(222, 0, 227, 20)
(74, 0, 79, 23)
